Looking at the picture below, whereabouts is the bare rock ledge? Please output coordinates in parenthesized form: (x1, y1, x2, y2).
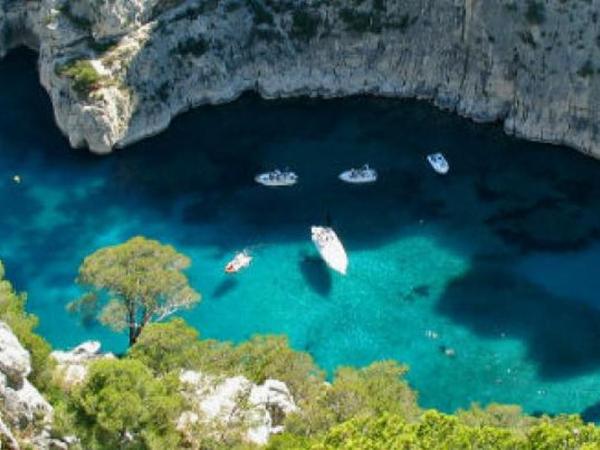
(0, 322, 56, 449)
(0, 0, 599, 157)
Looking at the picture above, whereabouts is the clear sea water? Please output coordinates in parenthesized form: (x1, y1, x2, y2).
(3, 49, 600, 418)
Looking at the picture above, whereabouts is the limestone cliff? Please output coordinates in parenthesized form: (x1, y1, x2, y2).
(177, 370, 298, 445)
(0, 322, 65, 450)
(1, 0, 599, 156)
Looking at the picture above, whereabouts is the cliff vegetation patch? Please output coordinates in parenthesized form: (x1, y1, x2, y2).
(56, 59, 106, 97)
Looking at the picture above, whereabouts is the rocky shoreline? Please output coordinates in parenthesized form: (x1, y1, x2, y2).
(0, 321, 299, 449)
(0, 0, 599, 157)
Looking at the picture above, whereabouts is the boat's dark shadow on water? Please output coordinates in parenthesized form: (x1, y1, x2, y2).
(435, 265, 600, 380)
(212, 278, 239, 299)
(299, 252, 332, 297)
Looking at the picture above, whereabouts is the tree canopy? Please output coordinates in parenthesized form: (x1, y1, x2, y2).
(127, 318, 204, 374)
(60, 358, 183, 450)
(70, 236, 200, 345)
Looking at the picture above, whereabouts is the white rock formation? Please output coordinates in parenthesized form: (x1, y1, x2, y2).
(178, 370, 297, 445)
(1, 0, 599, 158)
(0, 322, 52, 449)
(0, 322, 31, 384)
(66, 0, 160, 40)
(51, 340, 114, 387)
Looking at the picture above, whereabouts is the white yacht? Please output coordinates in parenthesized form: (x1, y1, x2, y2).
(225, 251, 252, 274)
(311, 226, 348, 275)
(427, 153, 450, 174)
(338, 164, 377, 184)
(254, 169, 298, 187)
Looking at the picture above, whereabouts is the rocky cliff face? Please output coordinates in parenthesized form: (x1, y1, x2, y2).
(1, 0, 599, 157)
(0, 322, 56, 449)
(51, 340, 115, 388)
(177, 370, 298, 446)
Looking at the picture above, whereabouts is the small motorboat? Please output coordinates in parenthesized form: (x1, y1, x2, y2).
(311, 226, 348, 275)
(225, 251, 252, 274)
(427, 153, 449, 174)
(338, 164, 377, 184)
(254, 169, 298, 187)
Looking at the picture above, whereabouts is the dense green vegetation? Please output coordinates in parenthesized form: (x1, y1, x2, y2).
(51, 318, 600, 449)
(296, 412, 600, 449)
(3, 239, 600, 449)
(68, 236, 200, 346)
(56, 59, 104, 97)
(55, 358, 183, 449)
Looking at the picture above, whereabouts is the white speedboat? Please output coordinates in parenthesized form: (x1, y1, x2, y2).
(254, 169, 298, 187)
(311, 226, 348, 275)
(427, 153, 449, 174)
(225, 251, 252, 274)
(338, 164, 377, 184)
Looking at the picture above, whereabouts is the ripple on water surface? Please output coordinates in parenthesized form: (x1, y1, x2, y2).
(2, 50, 600, 416)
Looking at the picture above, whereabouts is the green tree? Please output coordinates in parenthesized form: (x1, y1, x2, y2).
(129, 321, 325, 406)
(285, 361, 420, 438)
(457, 403, 537, 433)
(70, 236, 200, 346)
(128, 318, 204, 374)
(311, 412, 525, 450)
(527, 415, 600, 449)
(65, 358, 183, 449)
(326, 361, 419, 421)
(232, 335, 324, 400)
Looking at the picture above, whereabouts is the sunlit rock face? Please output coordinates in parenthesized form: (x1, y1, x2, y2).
(178, 370, 298, 445)
(51, 340, 115, 388)
(0, 322, 31, 384)
(0, 322, 53, 449)
(65, 0, 161, 39)
(0, 0, 599, 157)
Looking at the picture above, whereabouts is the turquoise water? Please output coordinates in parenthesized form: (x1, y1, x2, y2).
(3, 49, 600, 417)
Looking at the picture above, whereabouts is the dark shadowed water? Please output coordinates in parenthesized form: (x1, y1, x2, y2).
(2, 49, 600, 416)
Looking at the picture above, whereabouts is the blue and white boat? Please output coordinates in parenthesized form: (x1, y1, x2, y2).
(338, 164, 377, 184)
(427, 153, 450, 174)
(255, 169, 298, 187)
(311, 226, 348, 275)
